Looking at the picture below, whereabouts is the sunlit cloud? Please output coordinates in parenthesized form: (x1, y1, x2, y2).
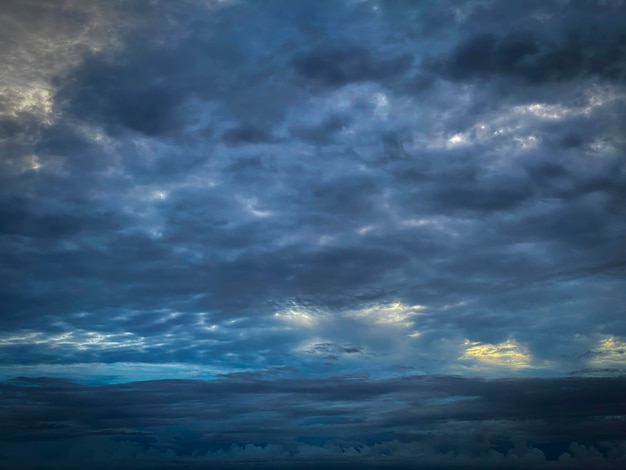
(587, 336, 626, 368)
(274, 302, 426, 331)
(0, 85, 55, 123)
(0, 330, 145, 351)
(274, 308, 326, 328)
(513, 103, 572, 120)
(447, 132, 470, 146)
(348, 302, 426, 327)
(27, 155, 42, 171)
(460, 339, 532, 370)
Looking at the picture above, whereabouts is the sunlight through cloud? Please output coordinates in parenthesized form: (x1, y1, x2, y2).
(461, 339, 532, 369)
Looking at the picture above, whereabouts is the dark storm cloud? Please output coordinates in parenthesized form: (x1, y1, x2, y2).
(2, 11, 624, 470)
(53, 2, 283, 139)
(424, 1, 626, 85)
(1, 375, 626, 468)
(0, 0, 625, 421)
(429, 31, 625, 83)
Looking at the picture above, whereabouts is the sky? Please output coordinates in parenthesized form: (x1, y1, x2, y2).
(1, 0, 625, 468)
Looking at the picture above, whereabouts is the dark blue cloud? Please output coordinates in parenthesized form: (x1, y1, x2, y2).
(2, 375, 626, 469)
(1, 0, 626, 467)
(292, 45, 412, 87)
(428, 28, 626, 84)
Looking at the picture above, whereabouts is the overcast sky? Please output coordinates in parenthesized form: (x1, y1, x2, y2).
(1, 0, 626, 468)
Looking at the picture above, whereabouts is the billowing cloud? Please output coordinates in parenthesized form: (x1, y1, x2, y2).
(1, 0, 625, 468)
(1, 0, 624, 377)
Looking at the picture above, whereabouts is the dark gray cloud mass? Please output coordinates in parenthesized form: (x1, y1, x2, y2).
(1, 0, 625, 468)
(2, 375, 626, 469)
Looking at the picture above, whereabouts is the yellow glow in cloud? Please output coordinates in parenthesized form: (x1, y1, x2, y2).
(588, 336, 626, 367)
(349, 302, 426, 327)
(273, 302, 426, 330)
(461, 339, 532, 369)
(448, 133, 470, 146)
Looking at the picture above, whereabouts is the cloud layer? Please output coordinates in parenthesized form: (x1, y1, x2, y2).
(1, 0, 625, 467)
(2, 375, 626, 469)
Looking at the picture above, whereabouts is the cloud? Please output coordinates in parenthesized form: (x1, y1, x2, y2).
(221, 124, 276, 145)
(460, 338, 533, 369)
(292, 45, 412, 88)
(582, 336, 626, 369)
(0, 1, 625, 466)
(425, 1, 626, 83)
(1, 375, 626, 468)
